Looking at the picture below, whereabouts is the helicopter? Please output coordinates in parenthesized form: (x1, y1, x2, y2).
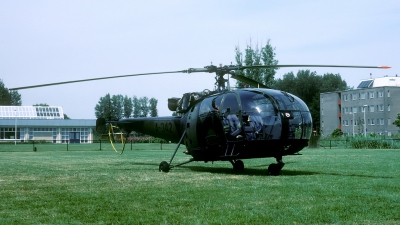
(10, 64, 390, 175)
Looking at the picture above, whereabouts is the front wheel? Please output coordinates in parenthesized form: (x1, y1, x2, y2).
(233, 160, 244, 171)
(159, 161, 170, 173)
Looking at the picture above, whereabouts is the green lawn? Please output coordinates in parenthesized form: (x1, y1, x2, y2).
(0, 144, 399, 224)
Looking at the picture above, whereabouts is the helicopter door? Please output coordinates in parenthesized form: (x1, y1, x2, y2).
(220, 93, 242, 140)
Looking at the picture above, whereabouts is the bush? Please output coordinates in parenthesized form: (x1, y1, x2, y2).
(331, 129, 343, 138)
(308, 135, 320, 148)
(350, 136, 399, 149)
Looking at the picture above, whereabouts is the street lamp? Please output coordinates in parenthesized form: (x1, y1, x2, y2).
(350, 111, 355, 136)
(363, 105, 368, 137)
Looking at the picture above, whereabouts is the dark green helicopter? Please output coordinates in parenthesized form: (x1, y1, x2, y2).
(11, 64, 390, 175)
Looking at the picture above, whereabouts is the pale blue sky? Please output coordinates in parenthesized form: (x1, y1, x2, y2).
(1, 1, 399, 118)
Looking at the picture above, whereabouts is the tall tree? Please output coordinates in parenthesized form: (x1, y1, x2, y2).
(111, 94, 124, 120)
(260, 40, 279, 87)
(132, 96, 141, 118)
(149, 98, 158, 117)
(235, 40, 278, 88)
(139, 96, 149, 117)
(123, 95, 133, 118)
(94, 93, 112, 119)
(0, 79, 21, 106)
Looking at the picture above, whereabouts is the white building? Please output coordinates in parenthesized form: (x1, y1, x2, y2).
(0, 106, 96, 143)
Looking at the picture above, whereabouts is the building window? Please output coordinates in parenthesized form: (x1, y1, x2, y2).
(388, 118, 391, 124)
(388, 90, 390, 97)
(369, 91, 374, 98)
(388, 104, 390, 111)
(344, 107, 349, 114)
(344, 94, 348, 101)
(360, 92, 366, 99)
(379, 104, 384, 111)
(371, 119, 375, 125)
(379, 118, 384, 125)
(379, 91, 384, 97)
(355, 120, 358, 125)
(352, 94, 357, 100)
(370, 105, 374, 112)
(352, 107, 357, 113)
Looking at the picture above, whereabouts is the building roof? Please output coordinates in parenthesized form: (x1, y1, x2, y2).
(357, 76, 400, 89)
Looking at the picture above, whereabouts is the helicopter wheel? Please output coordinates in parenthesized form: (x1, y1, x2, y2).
(267, 162, 285, 176)
(159, 161, 170, 173)
(232, 160, 244, 171)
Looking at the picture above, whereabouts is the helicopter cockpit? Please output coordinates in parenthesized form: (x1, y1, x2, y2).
(198, 88, 312, 142)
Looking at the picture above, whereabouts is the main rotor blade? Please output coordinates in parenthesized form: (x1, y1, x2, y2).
(239, 65, 391, 70)
(230, 75, 268, 88)
(10, 70, 186, 90)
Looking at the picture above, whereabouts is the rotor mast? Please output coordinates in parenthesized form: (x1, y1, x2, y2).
(186, 64, 238, 92)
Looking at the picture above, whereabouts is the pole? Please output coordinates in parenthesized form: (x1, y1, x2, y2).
(352, 112, 355, 137)
(363, 105, 368, 137)
(14, 109, 17, 145)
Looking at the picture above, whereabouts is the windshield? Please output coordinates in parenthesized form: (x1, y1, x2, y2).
(238, 90, 312, 140)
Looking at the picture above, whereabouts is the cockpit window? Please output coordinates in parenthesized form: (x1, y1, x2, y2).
(221, 93, 239, 113)
(199, 97, 215, 115)
(240, 91, 275, 113)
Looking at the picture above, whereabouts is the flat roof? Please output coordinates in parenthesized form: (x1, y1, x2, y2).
(0, 119, 96, 127)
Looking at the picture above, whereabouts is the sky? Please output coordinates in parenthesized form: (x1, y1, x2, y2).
(1, 0, 399, 119)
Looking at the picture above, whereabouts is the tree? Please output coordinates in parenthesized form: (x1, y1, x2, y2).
(235, 40, 278, 88)
(94, 94, 125, 120)
(94, 93, 112, 119)
(0, 79, 21, 106)
(123, 95, 133, 118)
(139, 96, 149, 117)
(132, 96, 141, 118)
(393, 113, 400, 132)
(149, 98, 158, 117)
(95, 94, 157, 119)
(111, 94, 124, 120)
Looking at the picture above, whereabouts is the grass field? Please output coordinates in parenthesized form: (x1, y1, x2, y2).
(0, 143, 399, 224)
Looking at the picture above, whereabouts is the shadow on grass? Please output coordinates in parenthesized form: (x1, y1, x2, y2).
(181, 165, 393, 179)
(108, 161, 394, 179)
(108, 162, 160, 167)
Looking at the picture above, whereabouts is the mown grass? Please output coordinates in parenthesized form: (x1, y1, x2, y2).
(0, 144, 399, 224)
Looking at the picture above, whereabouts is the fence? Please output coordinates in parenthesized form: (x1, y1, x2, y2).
(318, 138, 400, 149)
(0, 139, 179, 152)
